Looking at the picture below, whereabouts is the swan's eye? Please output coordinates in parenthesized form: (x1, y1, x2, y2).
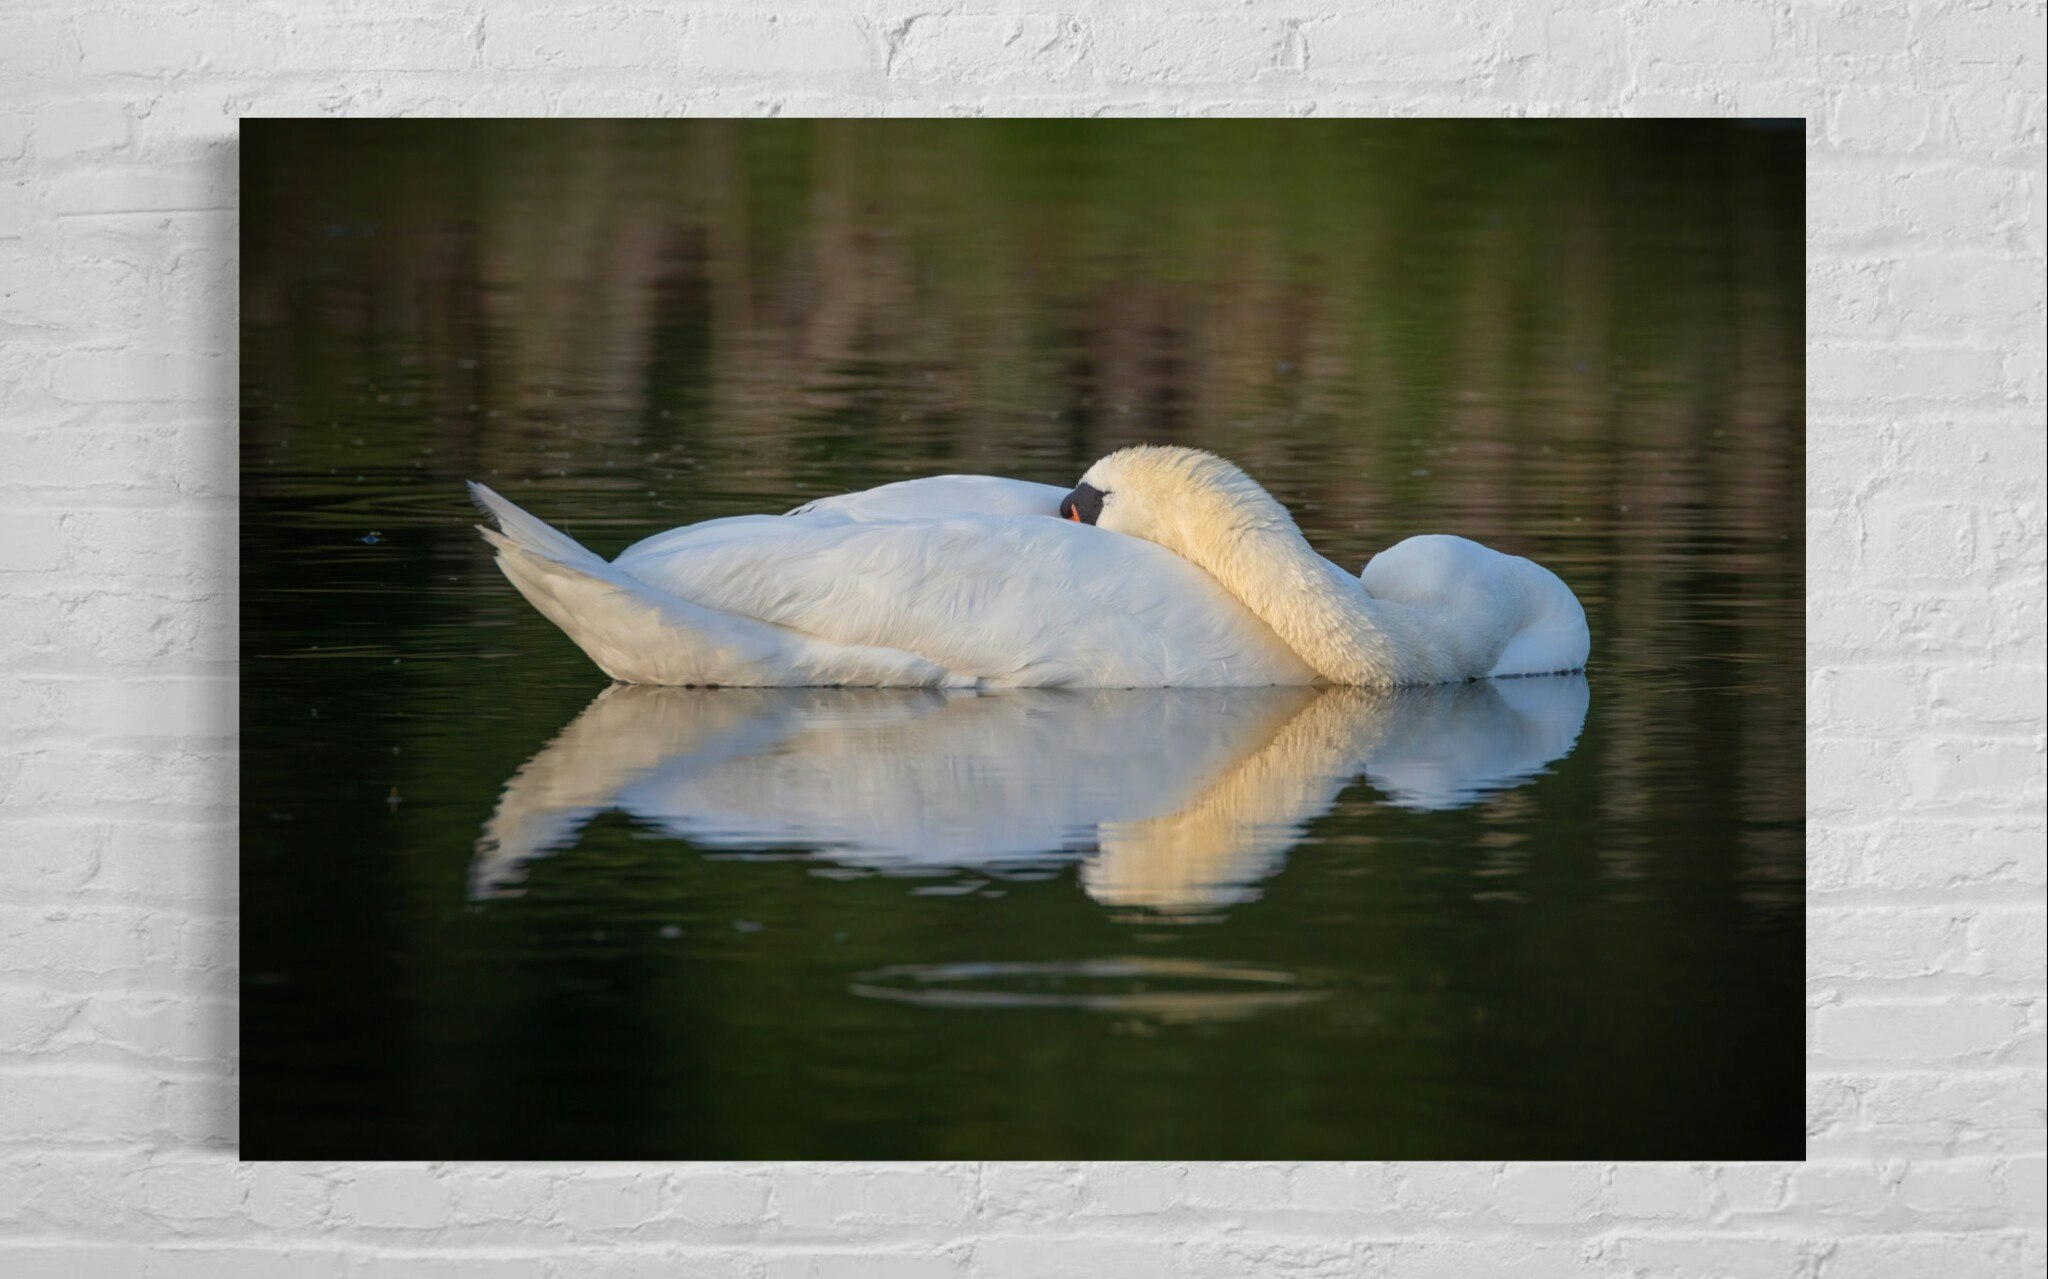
(1060, 482, 1107, 525)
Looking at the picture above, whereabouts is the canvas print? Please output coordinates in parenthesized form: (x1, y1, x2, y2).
(242, 119, 1804, 1158)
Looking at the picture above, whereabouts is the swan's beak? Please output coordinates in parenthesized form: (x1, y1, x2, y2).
(1059, 482, 1105, 526)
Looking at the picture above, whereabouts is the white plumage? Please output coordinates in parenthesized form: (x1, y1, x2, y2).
(470, 446, 1588, 688)
(470, 676, 1592, 911)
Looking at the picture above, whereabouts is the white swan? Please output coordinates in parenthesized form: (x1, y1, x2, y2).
(470, 445, 1587, 688)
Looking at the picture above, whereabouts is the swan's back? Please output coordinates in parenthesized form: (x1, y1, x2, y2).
(615, 481, 1316, 688)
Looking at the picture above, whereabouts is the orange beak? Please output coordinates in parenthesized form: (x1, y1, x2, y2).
(1067, 507, 1082, 522)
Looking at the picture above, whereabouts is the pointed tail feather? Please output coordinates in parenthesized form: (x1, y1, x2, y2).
(467, 482, 956, 688)
(467, 481, 609, 572)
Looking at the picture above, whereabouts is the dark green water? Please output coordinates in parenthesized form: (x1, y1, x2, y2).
(240, 120, 1804, 1159)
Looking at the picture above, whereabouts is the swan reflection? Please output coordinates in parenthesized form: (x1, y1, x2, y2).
(472, 676, 1589, 914)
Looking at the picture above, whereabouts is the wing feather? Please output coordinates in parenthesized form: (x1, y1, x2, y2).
(615, 512, 1313, 687)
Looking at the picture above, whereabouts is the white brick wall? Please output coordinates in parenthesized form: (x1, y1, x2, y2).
(2, 0, 2042, 1273)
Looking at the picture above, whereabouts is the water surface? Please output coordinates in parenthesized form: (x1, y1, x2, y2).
(241, 120, 1804, 1159)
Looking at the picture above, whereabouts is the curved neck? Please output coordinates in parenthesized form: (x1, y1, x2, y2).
(1162, 503, 1451, 688)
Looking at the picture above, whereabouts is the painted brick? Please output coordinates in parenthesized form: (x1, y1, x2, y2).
(0, 2, 2038, 1276)
(1814, 1001, 2025, 1062)
(894, 15, 1085, 84)
(336, 1168, 456, 1229)
(1092, 18, 1287, 84)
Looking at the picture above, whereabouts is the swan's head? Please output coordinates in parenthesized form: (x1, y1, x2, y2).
(1061, 446, 1296, 555)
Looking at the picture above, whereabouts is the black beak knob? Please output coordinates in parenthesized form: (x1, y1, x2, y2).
(1060, 482, 1105, 525)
